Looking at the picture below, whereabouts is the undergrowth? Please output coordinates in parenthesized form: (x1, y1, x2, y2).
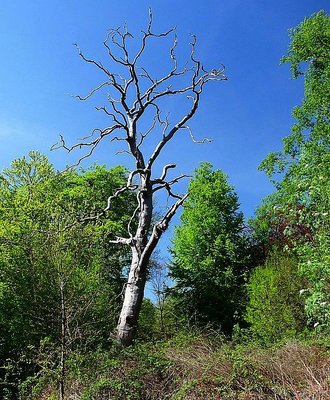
(19, 330, 330, 400)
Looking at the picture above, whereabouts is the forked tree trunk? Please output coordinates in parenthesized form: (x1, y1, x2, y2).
(61, 14, 226, 346)
(115, 178, 188, 345)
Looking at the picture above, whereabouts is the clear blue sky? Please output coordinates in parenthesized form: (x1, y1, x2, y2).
(0, 0, 328, 223)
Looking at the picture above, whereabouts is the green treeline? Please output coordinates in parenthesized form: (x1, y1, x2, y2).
(0, 155, 135, 397)
(0, 10, 329, 400)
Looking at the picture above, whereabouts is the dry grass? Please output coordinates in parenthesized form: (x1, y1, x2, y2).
(257, 341, 330, 399)
(163, 336, 330, 399)
(32, 335, 330, 400)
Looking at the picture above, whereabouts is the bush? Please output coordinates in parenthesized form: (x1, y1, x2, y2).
(245, 250, 306, 342)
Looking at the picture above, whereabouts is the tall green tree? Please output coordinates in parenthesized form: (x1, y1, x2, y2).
(259, 11, 330, 331)
(0, 152, 134, 398)
(170, 163, 248, 332)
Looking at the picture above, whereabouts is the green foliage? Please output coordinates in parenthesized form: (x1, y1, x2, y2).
(300, 233, 330, 331)
(283, 10, 330, 78)
(258, 11, 330, 332)
(0, 152, 135, 398)
(59, 344, 172, 400)
(136, 299, 157, 341)
(260, 10, 330, 178)
(245, 250, 306, 342)
(1, 12, 329, 399)
(13, 328, 330, 400)
(170, 163, 249, 332)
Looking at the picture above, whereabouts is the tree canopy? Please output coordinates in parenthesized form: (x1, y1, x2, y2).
(258, 10, 330, 331)
(0, 152, 135, 396)
(170, 163, 248, 332)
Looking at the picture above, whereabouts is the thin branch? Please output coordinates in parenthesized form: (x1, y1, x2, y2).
(51, 125, 123, 168)
(127, 203, 139, 239)
(74, 81, 110, 101)
(109, 236, 132, 245)
(74, 43, 124, 93)
(152, 174, 190, 193)
(132, 8, 175, 66)
(146, 91, 200, 169)
(95, 105, 125, 126)
(158, 193, 188, 230)
(107, 95, 129, 125)
(181, 125, 212, 144)
(137, 66, 155, 84)
(136, 116, 157, 149)
(103, 30, 130, 66)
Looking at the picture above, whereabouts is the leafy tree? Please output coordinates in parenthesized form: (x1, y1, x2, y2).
(245, 250, 306, 342)
(0, 152, 134, 398)
(170, 163, 248, 332)
(258, 11, 330, 331)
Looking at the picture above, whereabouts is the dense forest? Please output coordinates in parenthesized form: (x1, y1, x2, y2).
(0, 9, 329, 400)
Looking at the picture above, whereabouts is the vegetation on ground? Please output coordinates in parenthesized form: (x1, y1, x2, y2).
(0, 10, 329, 400)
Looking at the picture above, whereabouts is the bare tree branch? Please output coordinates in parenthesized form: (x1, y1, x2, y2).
(51, 125, 123, 169)
(160, 164, 176, 180)
(74, 81, 110, 101)
(54, 11, 226, 346)
(181, 125, 212, 143)
(109, 236, 132, 245)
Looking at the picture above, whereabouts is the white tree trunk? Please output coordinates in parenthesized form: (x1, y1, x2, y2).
(116, 251, 147, 345)
(63, 17, 225, 346)
(116, 188, 152, 346)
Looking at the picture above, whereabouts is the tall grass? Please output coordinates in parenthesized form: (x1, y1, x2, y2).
(23, 331, 330, 400)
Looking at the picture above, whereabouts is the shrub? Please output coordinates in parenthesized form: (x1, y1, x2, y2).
(245, 250, 306, 342)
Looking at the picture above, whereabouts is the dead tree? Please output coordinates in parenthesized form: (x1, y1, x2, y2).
(54, 10, 226, 346)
